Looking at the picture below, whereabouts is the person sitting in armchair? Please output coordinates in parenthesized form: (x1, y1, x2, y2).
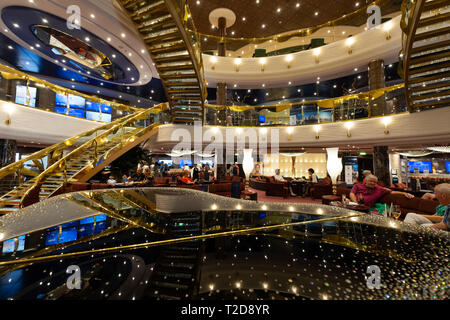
(404, 183, 450, 230)
(181, 171, 195, 185)
(274, 169, 297, 197)
(350, 174, 414, 208)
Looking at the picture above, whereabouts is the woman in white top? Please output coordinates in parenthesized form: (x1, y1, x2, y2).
(302, 168, 318, 197)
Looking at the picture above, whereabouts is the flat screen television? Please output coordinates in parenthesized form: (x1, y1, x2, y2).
(78, 224, 94, 238)
(86, 101, 112, 113)
(258, 115, 266, 123)
(178, 160, 193, 168)
(408, 161, 432, 173)
(55, 107, 85, 118)
(2, 238, 16, 254)
(55, 93, 68, 106)
(86, 111, 112, 122)
(68, 94, 85, 109)
(159, 160, 173, 166)
(15, 85, 37, 107)
(57, 227, 78, 244)
(319, 110, 332, 123)
(446, 161, 450, 174)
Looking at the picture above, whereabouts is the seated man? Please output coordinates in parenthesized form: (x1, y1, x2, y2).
(404, 183, 450, 230)
(274, 169, 296, 197)
(350, 174, 414, 208)
(131, 167, 145, 182)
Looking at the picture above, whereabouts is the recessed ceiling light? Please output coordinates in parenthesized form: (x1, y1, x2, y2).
(261, 24, 266, 28)
(85, 37, 90, 42)
(90, 14, 95, 18)
(128, 53, 132, 57)
(42, 18, 48, 23)
(112, 54, 116, 58)
(296, 3, 300, 8)
(127, 67, 131, 71)
(13, 23, 19, 28)
(355, 2, 360, 7)
(277, 8, 281, 13)
(196, 0, 200, 4)
(121, 33, 126, 38)
(256, 0, 259, 3)
(107, 37, 111, 42)
(8, 45, 13, 50)
(315, 12, 319, 16)
(242, 17, 246, 21)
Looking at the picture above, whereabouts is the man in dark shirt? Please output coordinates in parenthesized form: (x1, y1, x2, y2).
(131, 167, 145, 182)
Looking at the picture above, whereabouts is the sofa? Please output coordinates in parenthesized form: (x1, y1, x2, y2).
(265, 176, 289, 198)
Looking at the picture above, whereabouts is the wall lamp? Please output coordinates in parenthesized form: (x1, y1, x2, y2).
(344, 121, 354, 137)
(287, 126, 294, 140)
(313, 48, 321, 64)
(383, 21, 393, 40)
(234, 58, 241, 72)
(259, 58, 266, 72)
(345, 37, 355, 55)
(4, 104, 14, 125)
(382, 116, 391, 134)
(314, 125, 320, 139)
(210, 56, 217, 70)
(285, 54, 293, 68)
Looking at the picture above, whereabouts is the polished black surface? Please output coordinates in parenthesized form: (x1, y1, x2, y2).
(0, 188, 448, 300)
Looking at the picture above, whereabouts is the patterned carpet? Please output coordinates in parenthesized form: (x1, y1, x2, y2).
(247, 188, 323, 204)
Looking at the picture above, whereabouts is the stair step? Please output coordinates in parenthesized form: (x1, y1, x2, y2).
(411, 39, 450, 55)
(166, 82, 199, 87)
(408, 72, 449, 84)
(415, 26, 450, 42)
(139, 17, 174, 32)
(158, 64, 194, 72)
(418, 12, 450, 28)
(424, 0, 450, 11)
(154, 54, 190, 63)
(409, 81, 450, 93)
(161, 73, 197, 79)
(144, 31, 181, 44)
(409, 60, 450, 75)
(410, 51, 450, 66)
(410, 89, 450, 101)
(168, 89, 200, 94)
(412, 97, 450, 108)
(131, 1, 166, 19)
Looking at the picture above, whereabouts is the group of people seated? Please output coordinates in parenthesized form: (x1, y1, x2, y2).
(180, 163, 214, 184)
(272, 168, 321, 197)
(350, 173, 449, 232)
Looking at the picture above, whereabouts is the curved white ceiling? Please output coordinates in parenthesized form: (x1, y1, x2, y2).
(0, 0, 157, 86)
(202, 16, 402, 89)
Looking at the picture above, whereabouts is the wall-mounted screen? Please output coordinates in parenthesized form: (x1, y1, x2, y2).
(446, 161, 450, 174)
(78, 224, 94, 238)
(58, 227, 78, 244)
(408, 161, 432, 173)
(2, 239, 16, 253)
(303, 105, 318, 124)
(55, 93, 68, 106)
(158, 160, 173, 166)
(178, 160, 193, 168)
(68, 94, 85, 109)
(258, 115, 266, 123)
(319, 109, 332, 123)
(86, 111, 112, 122)
(86, 101, 112, 113)
(55, 107, 85, 118)
(15, 85, 37, 107)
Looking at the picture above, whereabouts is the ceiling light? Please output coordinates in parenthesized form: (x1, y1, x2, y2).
(277, 8, 281, 13)
(7, 45, 13, 50)
(121, 33, 126, 38)
(85, 37, 90, 42)
(261, 24, 266, 28)
(107, 37, 111, 42)
(242, 17, 246, 21)
(315, 12, 318, 16)
(90, 14, 95, 18)
(42, 18, 48, 23)
(196, 0, 200, 4)
(296, 3, 300, 8)
(13, 23, 19, 28)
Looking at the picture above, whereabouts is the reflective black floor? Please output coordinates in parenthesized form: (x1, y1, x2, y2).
(0, 188, 448, 300)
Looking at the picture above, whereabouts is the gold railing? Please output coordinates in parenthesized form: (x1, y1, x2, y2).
(204, 83, 406, 126)
(194, 0, 395, 56)
(0, 64, 139, 113)
(19, 104, 168, 206)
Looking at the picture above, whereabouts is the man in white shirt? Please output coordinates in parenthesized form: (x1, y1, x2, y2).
(274, 169, 296, 196)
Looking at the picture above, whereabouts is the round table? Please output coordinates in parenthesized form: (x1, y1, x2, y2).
(322, 195, 340, 205)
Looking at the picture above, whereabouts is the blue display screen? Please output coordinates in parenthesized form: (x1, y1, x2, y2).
(78, 224, 94, 238)
(319, 110, 332, 123)
(94, 221, 107, 234)
(68, 95, 85, 109)
(15, 85, 37, 107)
(17, 235, 25, 252)
(178, 160, 193, 168)
(55, 107, 85, 118)
(86, 101, 112, 113)
(446, 161, 450, 174)
(58, 227, 78, 244)
(80, 216, 95, 225)
(95, 214, 107, 222)
(408, 161, 432, 173)
(258, 115, 266, 123)
(45, 229, 59, 246)
(86, 111, 112, 122)
(55, 93, 68, 106)
(2, 239, 15, 253)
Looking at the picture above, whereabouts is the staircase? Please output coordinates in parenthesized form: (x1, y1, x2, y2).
(118, 0, 206, 124)
(401, 0, 450, 111)
(0, 106, 165, 213)
(145, 212, 203, 300)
